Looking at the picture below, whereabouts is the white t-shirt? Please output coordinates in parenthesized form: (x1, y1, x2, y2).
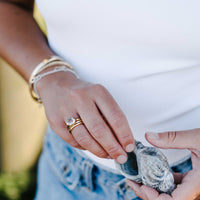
(36, 0, 200, 170)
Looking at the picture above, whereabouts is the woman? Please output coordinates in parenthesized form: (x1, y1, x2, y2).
(0, 0, 200, 199)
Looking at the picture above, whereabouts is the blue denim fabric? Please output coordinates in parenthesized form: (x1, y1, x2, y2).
(34, 125, 192, 200)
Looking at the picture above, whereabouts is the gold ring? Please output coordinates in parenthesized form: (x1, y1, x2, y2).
(65, 117, 84, 133)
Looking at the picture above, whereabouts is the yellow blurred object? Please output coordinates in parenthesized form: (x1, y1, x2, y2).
(34, 4, 47, 35)
(0, 5, 47, 172)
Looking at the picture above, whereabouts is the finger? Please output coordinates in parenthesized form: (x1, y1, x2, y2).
(49, 117, 84, 149)
(46, 106, 85, 150)
(140, 185, 160, 200)
(194, 194, 200, 200)
(145, 128, 200, 149)
(126, 180, 148, 199)
(77, 100, 128, 164)
(141, 185, 173, 200)
(126, 180, 173, 200)
(171, 172, 200, 200)
(191, 151, 200, 170)
(71, 123, 108, 158)
(172, 183, 196, 200)
(155, 193, 172, 200)
(94, 85, 135, 152)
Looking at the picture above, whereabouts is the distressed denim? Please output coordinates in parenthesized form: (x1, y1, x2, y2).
(34, 125, 192, 200)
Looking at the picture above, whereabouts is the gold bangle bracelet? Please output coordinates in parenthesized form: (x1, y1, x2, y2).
(28, 56, 75, 103)
(29, 56, 62, 82)
(29, 56, 73, 83)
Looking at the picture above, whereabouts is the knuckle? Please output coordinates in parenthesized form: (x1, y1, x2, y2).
(167, 131, 177, 143)
(95, 150, 108, 158)
(63, 136, 80, 148)
(73, 144, 81, 149)
(63, 135, 73, 143)
(92, 84, 107, 95)
(90, 123, 106, 139)
(69, 141, 80, 148)
(107, 145, 121, 155)
(111, 111, 126, 129)
(93, 84, 106, 92)
(70, 88, 85, 100)
(75, 134, 92, 147)
(120, 134, 133, 144)
(69, 89, 88, 106)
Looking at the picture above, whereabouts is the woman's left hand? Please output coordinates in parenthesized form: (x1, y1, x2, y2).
(126, 128, 200, 200)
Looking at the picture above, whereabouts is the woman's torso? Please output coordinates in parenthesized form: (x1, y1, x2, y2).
(36, 0, 200, 169)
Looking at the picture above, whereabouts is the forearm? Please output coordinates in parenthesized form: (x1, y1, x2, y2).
(0, 1, 55, 82)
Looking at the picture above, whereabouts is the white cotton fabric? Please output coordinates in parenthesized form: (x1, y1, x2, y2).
(36, 0, 200, 170)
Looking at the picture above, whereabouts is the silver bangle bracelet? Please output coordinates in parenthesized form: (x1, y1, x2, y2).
(29, 55, 77, 103)
(33, 66, 79, 103)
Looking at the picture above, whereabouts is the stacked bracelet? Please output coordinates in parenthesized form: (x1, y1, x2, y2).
(29, 56, 79, 103)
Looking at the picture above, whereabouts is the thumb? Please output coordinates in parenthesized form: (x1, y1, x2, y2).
(145, 128, 200, 149)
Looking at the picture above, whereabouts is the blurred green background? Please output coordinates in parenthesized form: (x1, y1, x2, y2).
(0, 5, 47, 200)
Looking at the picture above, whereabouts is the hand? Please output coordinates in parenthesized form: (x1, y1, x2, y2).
(126, 128, 200, 200)
(37, 70, 135, 163)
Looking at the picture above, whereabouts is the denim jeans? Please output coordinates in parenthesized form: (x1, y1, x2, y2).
(34, 125, 192, 200)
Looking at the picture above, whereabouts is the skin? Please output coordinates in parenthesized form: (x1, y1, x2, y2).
(0, 0, 135, 163)
(127, 130, 200, 200)
(1, 1, 199, 198)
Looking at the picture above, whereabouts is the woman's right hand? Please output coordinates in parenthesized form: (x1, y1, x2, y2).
(37, 70, 135, 164)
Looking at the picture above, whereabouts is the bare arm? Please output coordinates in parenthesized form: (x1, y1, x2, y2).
(0, 0, 54, 82)
(0, 0, 135, 163)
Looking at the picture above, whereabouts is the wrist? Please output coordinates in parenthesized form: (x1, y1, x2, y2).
(36, 68, 79, 95)
(29, 55, 79, 103)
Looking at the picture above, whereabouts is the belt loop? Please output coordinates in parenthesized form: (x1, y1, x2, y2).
(81, 159, 95, 191)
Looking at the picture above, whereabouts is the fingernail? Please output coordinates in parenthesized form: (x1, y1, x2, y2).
(117, 155, 127, 164)
(146, 132, 159, 140)
(125, 144, 135, 152)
